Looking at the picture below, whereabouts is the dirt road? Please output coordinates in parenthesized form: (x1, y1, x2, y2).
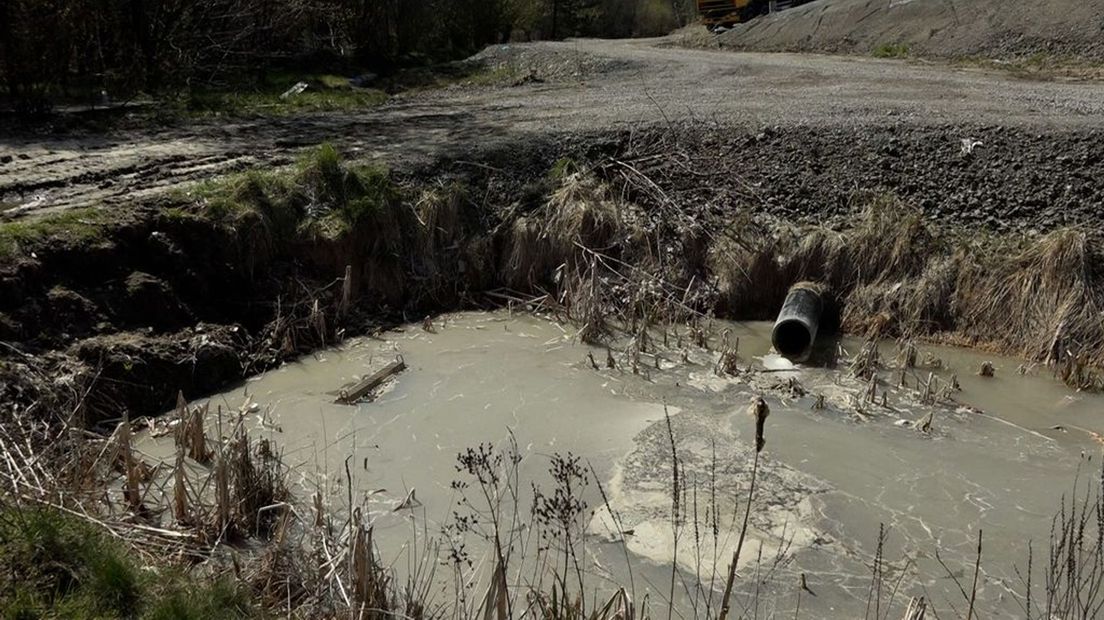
(3, 38, 1104, 218)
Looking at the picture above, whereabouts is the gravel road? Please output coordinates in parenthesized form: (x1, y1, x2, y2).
(2, 37, 1104, 218)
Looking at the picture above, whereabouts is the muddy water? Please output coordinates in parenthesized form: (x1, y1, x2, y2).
(142, 311, 1103, 617)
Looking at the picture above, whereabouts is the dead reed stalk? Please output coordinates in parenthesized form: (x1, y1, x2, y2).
(118, 413, 142, 513)
(175, 393, 212, 464)
(718, 395, 769, 620)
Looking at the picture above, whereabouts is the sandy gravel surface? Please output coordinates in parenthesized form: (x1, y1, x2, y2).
(2, 38, 1103, 218)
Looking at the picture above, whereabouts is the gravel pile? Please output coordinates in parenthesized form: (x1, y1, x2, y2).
(715, 0, 1104, 60)
(467, 43, 642, 81)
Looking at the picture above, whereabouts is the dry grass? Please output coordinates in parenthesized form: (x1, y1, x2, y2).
(11, 138, 1104, 618)
(504, 172, 644, 291)
(701, 196, 1104, 389)
(2, 350, 1100, 619)
(957, 229, 1104, 383)
(182, 147, 1104, 388)
(495, 168, 1104, 389)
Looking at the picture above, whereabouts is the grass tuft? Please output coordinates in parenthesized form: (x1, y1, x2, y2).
(873, 42, 910, 59)
(0, 507, 254, 620)
(187, 143, 400, 239)
(184, 70, 388, 117)
(144, 579, 252, 620)
(0, 208, 114, 260)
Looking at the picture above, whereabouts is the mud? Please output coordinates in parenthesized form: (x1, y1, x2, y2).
(135, 312, 1104, 617)
(3, 120, 1103, 428)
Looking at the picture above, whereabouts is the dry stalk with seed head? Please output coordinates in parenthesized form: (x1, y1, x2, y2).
(718, 395, 769, 620)
(339, 264, 352, 319)
(310, 299, 326, 347)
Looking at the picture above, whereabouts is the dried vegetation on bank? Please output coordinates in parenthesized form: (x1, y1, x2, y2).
(3, 137, 1104, 616)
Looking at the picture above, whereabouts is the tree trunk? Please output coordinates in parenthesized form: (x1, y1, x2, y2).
(551, 0, 558, 39)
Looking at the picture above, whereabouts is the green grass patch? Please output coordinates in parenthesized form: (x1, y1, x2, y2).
(0, 208, 114, 260)
(182, 69, 388, 116)
(183, 144, 401, 241)
(952, 52, 1104, 81)
(143, 580, 252, 620)
(463, 64, 521, 86)
(872, 42, 910, 59)
(186, 88, 387, 116)
(548, 157, 580, 181)
(166, 62, 518, 120)
(0, 507, 253, 619)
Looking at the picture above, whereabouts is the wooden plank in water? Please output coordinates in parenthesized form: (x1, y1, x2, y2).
(335, 357, 406, 404)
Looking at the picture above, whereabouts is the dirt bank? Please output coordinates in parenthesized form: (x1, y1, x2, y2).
(714, 0, 1104, 60)
(601, 124, 1104, 232)
(3, 129, 1103, 428)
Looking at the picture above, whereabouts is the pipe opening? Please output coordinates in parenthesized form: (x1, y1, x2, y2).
(772, 319, 813, 359)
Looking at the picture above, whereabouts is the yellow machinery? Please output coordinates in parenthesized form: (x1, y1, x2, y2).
(696, 0, 755, 26)
(697, 0, 809, 27)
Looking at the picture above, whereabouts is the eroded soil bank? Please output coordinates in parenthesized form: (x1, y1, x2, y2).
(3, 126, 1104, 427)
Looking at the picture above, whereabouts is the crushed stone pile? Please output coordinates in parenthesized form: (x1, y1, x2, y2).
(715, 0, 1104, 60)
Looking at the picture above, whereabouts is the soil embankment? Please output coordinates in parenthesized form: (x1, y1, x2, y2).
(4, 39, 1104, 422)
(714, 0, 1104, 60)
(4, 127, 1104, 426)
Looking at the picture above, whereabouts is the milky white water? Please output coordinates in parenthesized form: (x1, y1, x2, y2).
(139, 311, 1104, 617)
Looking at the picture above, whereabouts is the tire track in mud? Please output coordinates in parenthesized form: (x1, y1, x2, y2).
(0, 108, 479, 217)
(1, 151, 258, 216)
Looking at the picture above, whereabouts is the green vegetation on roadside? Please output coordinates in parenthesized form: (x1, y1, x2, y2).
(872, 42, 910, 59)
(0, 506, 253, 620)
(461, 64, 522, 87)
(184, 69, 389, 116)
(952, 51, 1104, 81)
(185, 88, 388, 117)
(0, 208, 114, 261)
(169, 62, 521, 120)
(186, 143, 401, 239)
